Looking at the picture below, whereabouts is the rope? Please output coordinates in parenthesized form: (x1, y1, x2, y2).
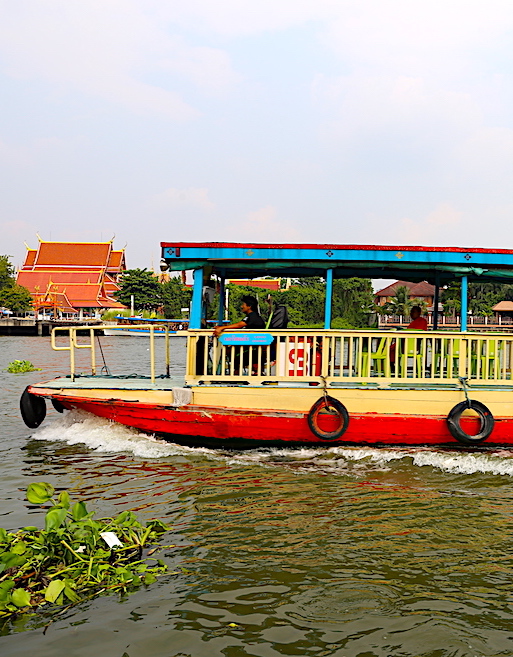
(458, 376, 471, 408)
(320, 375, 336, 414)
(96, 334, 111, 375)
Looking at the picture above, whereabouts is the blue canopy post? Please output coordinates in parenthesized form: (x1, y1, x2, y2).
(461, 275, 468, 331)
(190, 268, 204, 329)
(325, 268, 333, 329)
(217, 275, 226, 325)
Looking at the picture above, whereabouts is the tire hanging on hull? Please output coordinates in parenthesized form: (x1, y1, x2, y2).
(307, 396, 349, 441)
(20, 387, 46, 429)
(446, 400, 494, 445)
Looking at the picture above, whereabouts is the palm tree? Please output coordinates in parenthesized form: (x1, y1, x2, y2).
(384, 285, 412, 319)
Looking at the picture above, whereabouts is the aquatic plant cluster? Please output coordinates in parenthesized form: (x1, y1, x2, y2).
(0, 483, 169, 625)
(6, 360, 41, 373)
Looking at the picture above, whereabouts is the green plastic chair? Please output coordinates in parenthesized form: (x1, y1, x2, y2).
(399, 336, 425, 377)
(361, 337, 388, 376)
(478, 341, 501, 379)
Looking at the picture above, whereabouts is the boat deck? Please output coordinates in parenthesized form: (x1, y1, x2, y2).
(35, 375, 188, 391)
(32, 374, 513, 393)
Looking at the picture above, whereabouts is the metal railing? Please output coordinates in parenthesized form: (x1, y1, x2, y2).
(51, 326, 513, 387)
(51, 325, 174, 382)
(186, 329, 513, 385)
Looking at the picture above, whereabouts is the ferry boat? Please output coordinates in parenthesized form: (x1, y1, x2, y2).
(19, 242, 513, 447)
(102, 316, 188, 337)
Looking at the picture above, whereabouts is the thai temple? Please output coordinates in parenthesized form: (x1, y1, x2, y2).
(17, 238, 127, 317)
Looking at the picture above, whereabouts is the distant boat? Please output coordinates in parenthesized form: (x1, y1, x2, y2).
(103, 316, 188, 337)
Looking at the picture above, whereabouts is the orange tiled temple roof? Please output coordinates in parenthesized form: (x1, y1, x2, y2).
(18, 239, 126, 311)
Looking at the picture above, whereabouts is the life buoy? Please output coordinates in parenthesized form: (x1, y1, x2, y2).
(51, 398, 65, 413)
(307, 396, 349, 441)
(446, 400, 494, 445)
(20, 386, 46, 429)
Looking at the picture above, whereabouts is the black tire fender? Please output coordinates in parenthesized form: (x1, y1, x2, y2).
(20, 386, 46, 429)
(51, 398, 65, 413)
(307, 395, 349, 441)
(446, 400, 494, 445)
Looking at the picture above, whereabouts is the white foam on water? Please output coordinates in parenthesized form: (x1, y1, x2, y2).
(31, 411, 513, 476)
(32, 410, 218, 460)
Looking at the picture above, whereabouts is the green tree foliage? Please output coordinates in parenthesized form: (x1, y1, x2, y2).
(115, 269, 163, 311)
(382, 285, 412, 317)
(223, 277, 374, 328)
(161, 277, 192, 318)
(332, 278, 375, 327)
(0, 256, 32, 315)
(0, 285, 33, 314)
(0, 255, 15, 289)
(442, 281, 513, 317)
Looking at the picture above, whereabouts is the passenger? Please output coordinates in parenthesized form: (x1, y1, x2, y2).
(213, 295, 264, 337)
(390, 306, 428, 365)
(407, 305, 428, 330)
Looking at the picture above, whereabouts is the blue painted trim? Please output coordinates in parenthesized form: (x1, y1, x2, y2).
(461, 275, 468, 331)
(162, 246, 513, 268)
(325, 268, 333, 329)
(217, 277, 225, 325)
(190, 268, 204, 329)
(219, 333, 274, 346)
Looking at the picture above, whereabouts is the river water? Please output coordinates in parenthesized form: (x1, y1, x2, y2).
(2, 336, 513, 656)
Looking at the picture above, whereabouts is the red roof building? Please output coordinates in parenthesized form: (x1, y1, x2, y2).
(375, 280, 435, 306)
(227, 279, 281, 291)
(17, 239, 127, 315)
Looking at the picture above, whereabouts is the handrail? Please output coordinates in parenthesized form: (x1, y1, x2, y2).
(50, 326, 513, 388)
(51, 325, 177, 384)
(51, 326, 97, 381)
(185, 328, 513, 386)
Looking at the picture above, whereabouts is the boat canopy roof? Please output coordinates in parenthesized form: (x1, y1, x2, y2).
(161, 242, 513, 283)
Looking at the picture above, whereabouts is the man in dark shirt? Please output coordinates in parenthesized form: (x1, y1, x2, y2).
(213, 295, 264, 337)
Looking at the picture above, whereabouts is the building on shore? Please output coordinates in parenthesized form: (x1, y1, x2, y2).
(17, 239, 127, 318)
(374, 280, 435, 307)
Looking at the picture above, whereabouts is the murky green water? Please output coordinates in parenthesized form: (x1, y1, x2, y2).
(2, 336, 513, 656)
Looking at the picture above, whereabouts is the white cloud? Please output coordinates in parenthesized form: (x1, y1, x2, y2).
(151, 187, 215, 211)
(234, 206, 302, 241)
(0, 1, 242, 118)
(398, 203, 463, 245)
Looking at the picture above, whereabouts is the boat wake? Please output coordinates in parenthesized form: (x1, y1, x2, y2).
(32, 410, 513, 477)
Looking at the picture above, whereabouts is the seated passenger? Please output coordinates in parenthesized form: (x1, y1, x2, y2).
(213, 295, 264, 337)
(390, 305, 428, 365)
(407, 305, 428, 330)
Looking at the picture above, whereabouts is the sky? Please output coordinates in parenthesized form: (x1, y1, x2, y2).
(2, 0, 513, 270)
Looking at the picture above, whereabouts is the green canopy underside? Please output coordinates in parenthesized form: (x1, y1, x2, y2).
(166, 259, 513, 283)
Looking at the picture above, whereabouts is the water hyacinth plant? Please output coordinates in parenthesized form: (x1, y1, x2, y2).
(6, 360, 41, 373)
(0, 483, 170, 626)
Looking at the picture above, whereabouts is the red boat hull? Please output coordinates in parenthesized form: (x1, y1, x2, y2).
(43, 393, 513, 447)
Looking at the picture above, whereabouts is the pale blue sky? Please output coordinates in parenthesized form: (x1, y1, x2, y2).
(2, 1, 513, 269)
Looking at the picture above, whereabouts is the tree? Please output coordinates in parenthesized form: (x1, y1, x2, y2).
(332, 278, 375, 327)
(0, 284, 33, 314)
(115, 269, 163, 311)
(161, 277, 192, 318)
(441, 281, 513, 317)
(0, 255, 32, 315)
(383, 285, 412, 318)
(0, 255, 15, 289)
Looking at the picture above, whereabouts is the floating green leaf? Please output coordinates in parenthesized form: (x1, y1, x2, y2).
(45, 579, 66, 603)
(56, 491, 71, 509)
(44, 507, 67, 532)
(11, 589, 31, 608)
(26, 482, 55, 504)
(71, 501, 88, 521)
